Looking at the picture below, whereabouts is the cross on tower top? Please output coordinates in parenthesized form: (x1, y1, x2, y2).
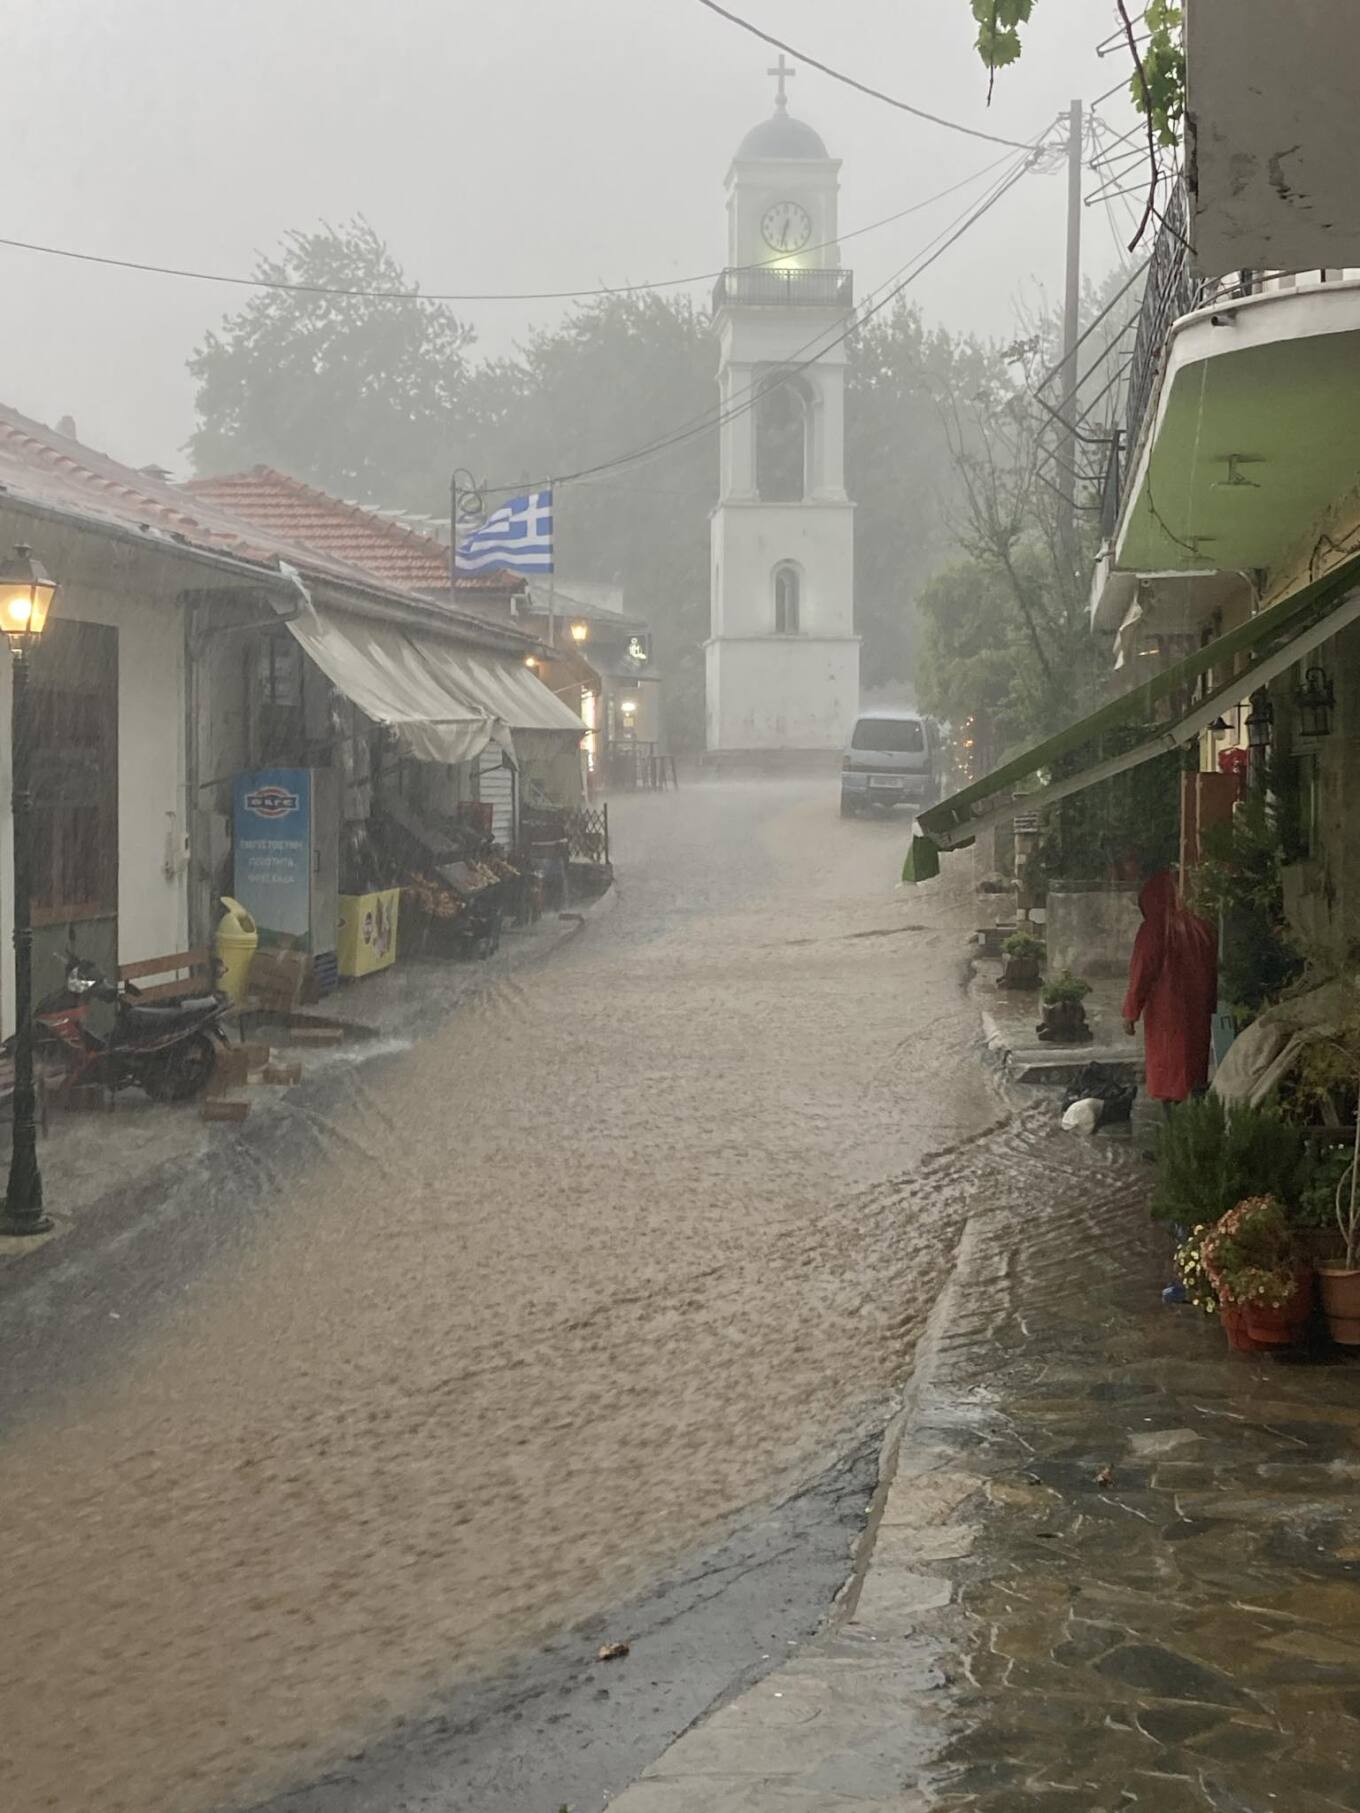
(767, 53, 795, 110)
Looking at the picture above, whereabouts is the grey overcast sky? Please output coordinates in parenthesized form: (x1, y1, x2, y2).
(3, 0, 1140, 472)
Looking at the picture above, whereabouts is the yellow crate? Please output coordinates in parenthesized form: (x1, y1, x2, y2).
(337, 890, 400, 978)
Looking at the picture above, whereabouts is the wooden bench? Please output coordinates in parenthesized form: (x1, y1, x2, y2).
(117, 947, 217, 1003)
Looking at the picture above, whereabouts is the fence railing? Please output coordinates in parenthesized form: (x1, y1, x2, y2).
(712, 267, 854, 311)
(603, 742, 678, 792)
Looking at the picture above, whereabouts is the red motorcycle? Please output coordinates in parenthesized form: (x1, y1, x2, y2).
(1, 957, 229, 1106)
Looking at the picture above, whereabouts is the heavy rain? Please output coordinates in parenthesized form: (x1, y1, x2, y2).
(3, 6, 1360, 1813)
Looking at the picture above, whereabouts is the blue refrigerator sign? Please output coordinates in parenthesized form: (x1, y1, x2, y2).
(233, 768, 312, 939)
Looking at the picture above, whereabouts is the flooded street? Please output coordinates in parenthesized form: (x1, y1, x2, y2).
(0, 778, 999, 1813)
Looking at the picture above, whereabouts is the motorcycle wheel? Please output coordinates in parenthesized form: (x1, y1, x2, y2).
(141, 1032, 219, 1104)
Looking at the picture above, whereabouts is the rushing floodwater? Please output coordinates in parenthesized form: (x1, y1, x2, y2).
(0, 780, 1000, 1813)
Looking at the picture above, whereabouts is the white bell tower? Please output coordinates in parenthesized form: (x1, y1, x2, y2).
(706, 60, 859, 757)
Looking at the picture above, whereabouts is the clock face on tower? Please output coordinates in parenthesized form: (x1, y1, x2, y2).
(761, 201, 813, 253)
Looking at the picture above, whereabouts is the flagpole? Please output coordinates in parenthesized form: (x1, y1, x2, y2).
(546, 478, 556, 649)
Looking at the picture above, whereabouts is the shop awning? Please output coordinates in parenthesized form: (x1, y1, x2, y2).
(427, 647, 586, 737)
(286, 607, 501, 767)
(904, 550, 1360, 882)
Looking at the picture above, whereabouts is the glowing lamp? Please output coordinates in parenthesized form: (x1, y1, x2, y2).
(0, 545, 56, 644)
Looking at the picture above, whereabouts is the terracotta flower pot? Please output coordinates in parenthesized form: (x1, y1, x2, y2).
(1219, 1304, 1267, 1352)
(1318, 1266, 1360, 1346)
(1242, 1271, 1314, 1347)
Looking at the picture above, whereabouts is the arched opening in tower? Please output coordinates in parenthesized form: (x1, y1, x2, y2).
(755, 375, 810, 502)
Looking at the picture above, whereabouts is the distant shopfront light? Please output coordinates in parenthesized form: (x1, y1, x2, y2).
(1295, 665, 1335, 739)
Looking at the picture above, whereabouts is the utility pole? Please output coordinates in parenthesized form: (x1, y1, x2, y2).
(1057, 97, 1083, 577)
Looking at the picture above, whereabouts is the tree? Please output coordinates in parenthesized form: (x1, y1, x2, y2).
(188, 219, 476, 505)
(460, 293, 718, 749)
(846, 305, 995, 689)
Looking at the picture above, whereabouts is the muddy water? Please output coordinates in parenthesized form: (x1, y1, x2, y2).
(0, 781, 998, 1813)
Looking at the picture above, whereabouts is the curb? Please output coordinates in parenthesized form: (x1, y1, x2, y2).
(606, 1202, 991, 1811)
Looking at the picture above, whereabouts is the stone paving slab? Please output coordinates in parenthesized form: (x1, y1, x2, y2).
(607, 1109, 1360, 1812)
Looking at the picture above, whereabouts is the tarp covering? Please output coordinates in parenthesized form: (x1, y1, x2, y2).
(286, 608, 499, 768)
(914, 548, 1360, 862)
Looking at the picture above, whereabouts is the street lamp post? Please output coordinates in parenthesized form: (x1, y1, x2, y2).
(0, 545, 57, 1237)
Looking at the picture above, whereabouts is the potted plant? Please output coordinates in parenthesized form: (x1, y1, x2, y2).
(1317, 1119, 1360, 1346)
(998, 929, 1044, 990)
(1200, 1195, 1313, 1350)
(1036, 971, 1092, 1044)
(1151, 1094, 1310, 1229)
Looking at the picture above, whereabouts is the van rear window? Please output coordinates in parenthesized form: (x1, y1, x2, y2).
(851, 717, 924, 752)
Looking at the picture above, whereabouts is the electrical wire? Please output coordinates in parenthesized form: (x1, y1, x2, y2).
(691, 0, 1037, 149)
(527, 146, 1043, 496)
(0, 151, 1022, 308)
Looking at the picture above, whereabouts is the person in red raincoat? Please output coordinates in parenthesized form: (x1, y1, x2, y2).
(1123, 870, 1218, 1102)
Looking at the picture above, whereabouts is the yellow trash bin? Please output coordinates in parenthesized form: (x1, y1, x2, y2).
(215, 896, 259, 1005)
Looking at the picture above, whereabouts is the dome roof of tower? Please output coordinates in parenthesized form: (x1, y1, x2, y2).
(735, 110, 829, 161)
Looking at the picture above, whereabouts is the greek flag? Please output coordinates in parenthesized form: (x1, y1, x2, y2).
(455, 489, 553, 576)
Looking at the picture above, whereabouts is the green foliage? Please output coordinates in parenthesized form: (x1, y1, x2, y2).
(971, 0, 1035, 73)
(1299, 1145, 1354, 1233)
(1041, 970, 1091, 1007)
(1041, 738, 1179, 883)
(1150, 1094, 1310, 1228)
(965, 3, 1184, 150)
(1138, 2, 1186, 149)
(188, 219, 476, 507)
(1002, 930, 1044, 962)
(1189, 781, 1303, 1013)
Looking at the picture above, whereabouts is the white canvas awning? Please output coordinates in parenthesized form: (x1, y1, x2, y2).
(286, 607, 501, 767)
(427, 647, 586, 736)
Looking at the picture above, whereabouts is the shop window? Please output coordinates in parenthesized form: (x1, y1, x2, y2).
(774, 565, 801, 635)
(253, 634, 305, 763)
(30, 619, 119, 927)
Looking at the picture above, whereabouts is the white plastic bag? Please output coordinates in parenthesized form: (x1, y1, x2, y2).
(1061, 1097, 1103, 1135)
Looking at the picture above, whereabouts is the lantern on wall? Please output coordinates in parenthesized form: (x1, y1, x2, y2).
(1245, 688, 1275, 752)
(1295, 665, 1335, 739)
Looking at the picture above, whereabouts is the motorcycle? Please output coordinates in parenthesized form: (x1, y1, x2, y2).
(1, 957, 230, 1107)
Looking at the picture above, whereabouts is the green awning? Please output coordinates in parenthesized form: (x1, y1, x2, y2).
(905, 549, 1360, 882)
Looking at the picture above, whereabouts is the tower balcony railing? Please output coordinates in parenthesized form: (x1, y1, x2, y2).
(712, 267, 854, 311)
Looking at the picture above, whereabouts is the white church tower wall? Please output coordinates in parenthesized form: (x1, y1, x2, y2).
(705, 61, 860, 756)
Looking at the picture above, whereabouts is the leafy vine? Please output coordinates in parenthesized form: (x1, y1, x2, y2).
(970, 1, 1184, 151)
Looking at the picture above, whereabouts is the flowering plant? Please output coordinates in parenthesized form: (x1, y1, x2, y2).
(1173, 1224, 1219, 1316)
(1199, 1195, 1303, 1311)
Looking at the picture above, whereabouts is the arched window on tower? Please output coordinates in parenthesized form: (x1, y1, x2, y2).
(755, 374, 811, 502)
(774, 564, 801, 635)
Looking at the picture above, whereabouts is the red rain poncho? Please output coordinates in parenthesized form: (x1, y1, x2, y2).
(1122, 871, 1218, 1103)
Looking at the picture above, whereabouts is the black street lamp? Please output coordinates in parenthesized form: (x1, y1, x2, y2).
(1295, 665, 1336, 740)
(1245, 687, 1275, 753)
(0, 545, 57, 1237)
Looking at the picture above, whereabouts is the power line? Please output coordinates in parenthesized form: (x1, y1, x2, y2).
(691, 0, 1037, 149)
(0, 152, 1021, 308)
(526, 147, 1041, 496)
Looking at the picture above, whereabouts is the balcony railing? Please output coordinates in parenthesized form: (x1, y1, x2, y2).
(1124, 185, 1203, 462)
(712, 267, 854, 311)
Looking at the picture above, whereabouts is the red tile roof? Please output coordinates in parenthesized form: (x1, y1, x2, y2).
(184, 467, 520, 599)
(0, 405, 533, 653)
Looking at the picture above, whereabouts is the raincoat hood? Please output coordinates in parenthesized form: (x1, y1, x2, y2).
(1138, 870, 1179, 923)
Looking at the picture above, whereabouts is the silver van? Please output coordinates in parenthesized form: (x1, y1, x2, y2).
(840, 710, 936, 816)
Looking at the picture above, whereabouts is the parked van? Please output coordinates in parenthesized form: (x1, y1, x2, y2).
(840, 710, 936, 816)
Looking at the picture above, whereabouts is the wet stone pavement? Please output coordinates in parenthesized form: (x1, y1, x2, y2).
(612, 1108, 1360, 1813)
